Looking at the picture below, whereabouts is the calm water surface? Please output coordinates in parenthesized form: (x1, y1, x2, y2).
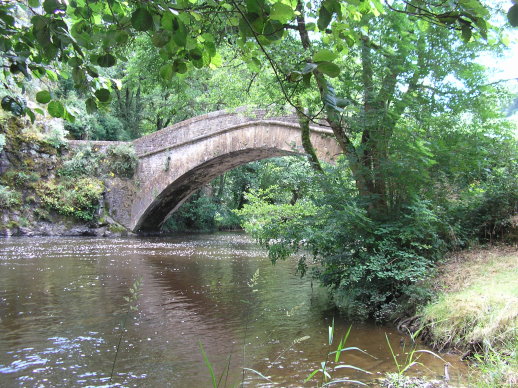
(0, 233, 466, 387)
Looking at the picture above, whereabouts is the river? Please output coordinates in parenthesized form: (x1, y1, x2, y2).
(0, 233, 466, 387)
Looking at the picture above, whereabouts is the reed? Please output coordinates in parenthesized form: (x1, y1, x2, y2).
(110, 277, 143, 384)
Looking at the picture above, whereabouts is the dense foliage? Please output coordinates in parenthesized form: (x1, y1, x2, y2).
(0, 184, 22, 209)
(36, 177, 104, 221)
(59, 143, 137, 178)
(0, 1, 511, 122)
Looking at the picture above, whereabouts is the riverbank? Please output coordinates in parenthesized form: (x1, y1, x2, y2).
(417, 245, 518, 387)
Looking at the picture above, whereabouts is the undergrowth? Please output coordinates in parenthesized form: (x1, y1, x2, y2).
(36, 177, 104, 221)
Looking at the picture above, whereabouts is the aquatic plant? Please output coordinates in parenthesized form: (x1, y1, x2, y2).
(385, 331, 445, 384)
(110, 277, 143, 384)
(305, 321, 372, 386)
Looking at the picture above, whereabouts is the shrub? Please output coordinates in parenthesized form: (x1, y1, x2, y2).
(60, 143, 137, 179)
(43, 125, 68, 148)
(33, 207, 51, 221)
(64, 113, 96, 140)
(446, 166, 518, 245)
(106, 144, 138, 178)
(237, 184, 444, 321)
(214, 208, 242, 230)
(2, 170, 40, 188)
(59, 145, 102, 178)
(37, 177, 104, 221)
(96, 114, 127, 141)
(64, 113, 126, 141)
(0, 185, 21, 209)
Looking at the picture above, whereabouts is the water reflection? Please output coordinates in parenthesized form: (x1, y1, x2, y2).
(0, 233, 466, 387)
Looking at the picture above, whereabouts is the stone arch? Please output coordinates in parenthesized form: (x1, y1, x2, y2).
(129, 117, 341, 232)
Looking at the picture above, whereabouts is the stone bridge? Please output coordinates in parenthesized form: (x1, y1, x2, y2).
(71, 109, 341, 233)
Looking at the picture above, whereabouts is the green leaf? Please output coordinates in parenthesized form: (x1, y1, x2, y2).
(85, 97, 97, 114)
(461, 23, 472, 42)
(62, 107, 75, 123)
(0, 11, 15, 27)
(48, 100, 64, 118)
(287, 71, 302, 82)
(301, 63, 318, 74)
(508, 4, 518, 27)
(204, 40, 216, 56)
(304, 368, 321, 383)
(86, 65, 99, 78)
(131, 8, 153, 32)
(97, 53, 116, 67)
(328, 320, 334, 345)
(313, 49, 338, 63)
(172, 22, 187, 47)
(199, 342, 217, 388)
(322, 82, 342, 113)
(94, 88, 111, 102)
(317, 61, 340, 77)
(189, 48, 203, 61)
(318, 6, 332, 31)
(29, 0, 40, 7)
(161, 12, 175, 30)
(36, 90, 51, 104)
(68, 57, 83, 68)
(247, 57, 262, 72)
(270, 3, 294, 24)
(72, 67, 86, 85)
(263, 20, 284, 41)
(173, 61, 187, 74)
(239, 17, 255, 38)
(152, 30, 171, 48)
(242, 368, 274, 383)
(32, 15, 52, 48)
(26, 108, 36, 124)
(302, 72, 312, 87)
(159, 64, 174, 81)
(246, 0, 264, 14)
(114, 31, 129, 45)
(0, 38, 12, 52)
(1, 96, 24, 116)
(43, 0, 66, 14)
(459, 0, 490, 19)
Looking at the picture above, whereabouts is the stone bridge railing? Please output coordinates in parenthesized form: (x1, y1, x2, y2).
(132, 108, 301, 156)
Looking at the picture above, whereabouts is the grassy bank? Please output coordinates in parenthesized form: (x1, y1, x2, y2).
(419, 245, 518, 387)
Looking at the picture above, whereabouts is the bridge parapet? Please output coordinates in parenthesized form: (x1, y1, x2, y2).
(132, 108, 304, 156)
(67, 140, 130, 152)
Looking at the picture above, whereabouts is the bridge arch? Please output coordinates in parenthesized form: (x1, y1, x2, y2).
(126, 110, 341, 232)
(136, 148, 297, 231)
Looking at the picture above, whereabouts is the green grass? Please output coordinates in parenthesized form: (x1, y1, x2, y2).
(419, 247, 518, 387)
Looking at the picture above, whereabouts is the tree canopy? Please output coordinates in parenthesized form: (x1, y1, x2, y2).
(0, 0, 513, 122)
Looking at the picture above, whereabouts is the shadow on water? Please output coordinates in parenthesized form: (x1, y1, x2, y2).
(0, 233, 467, 387)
